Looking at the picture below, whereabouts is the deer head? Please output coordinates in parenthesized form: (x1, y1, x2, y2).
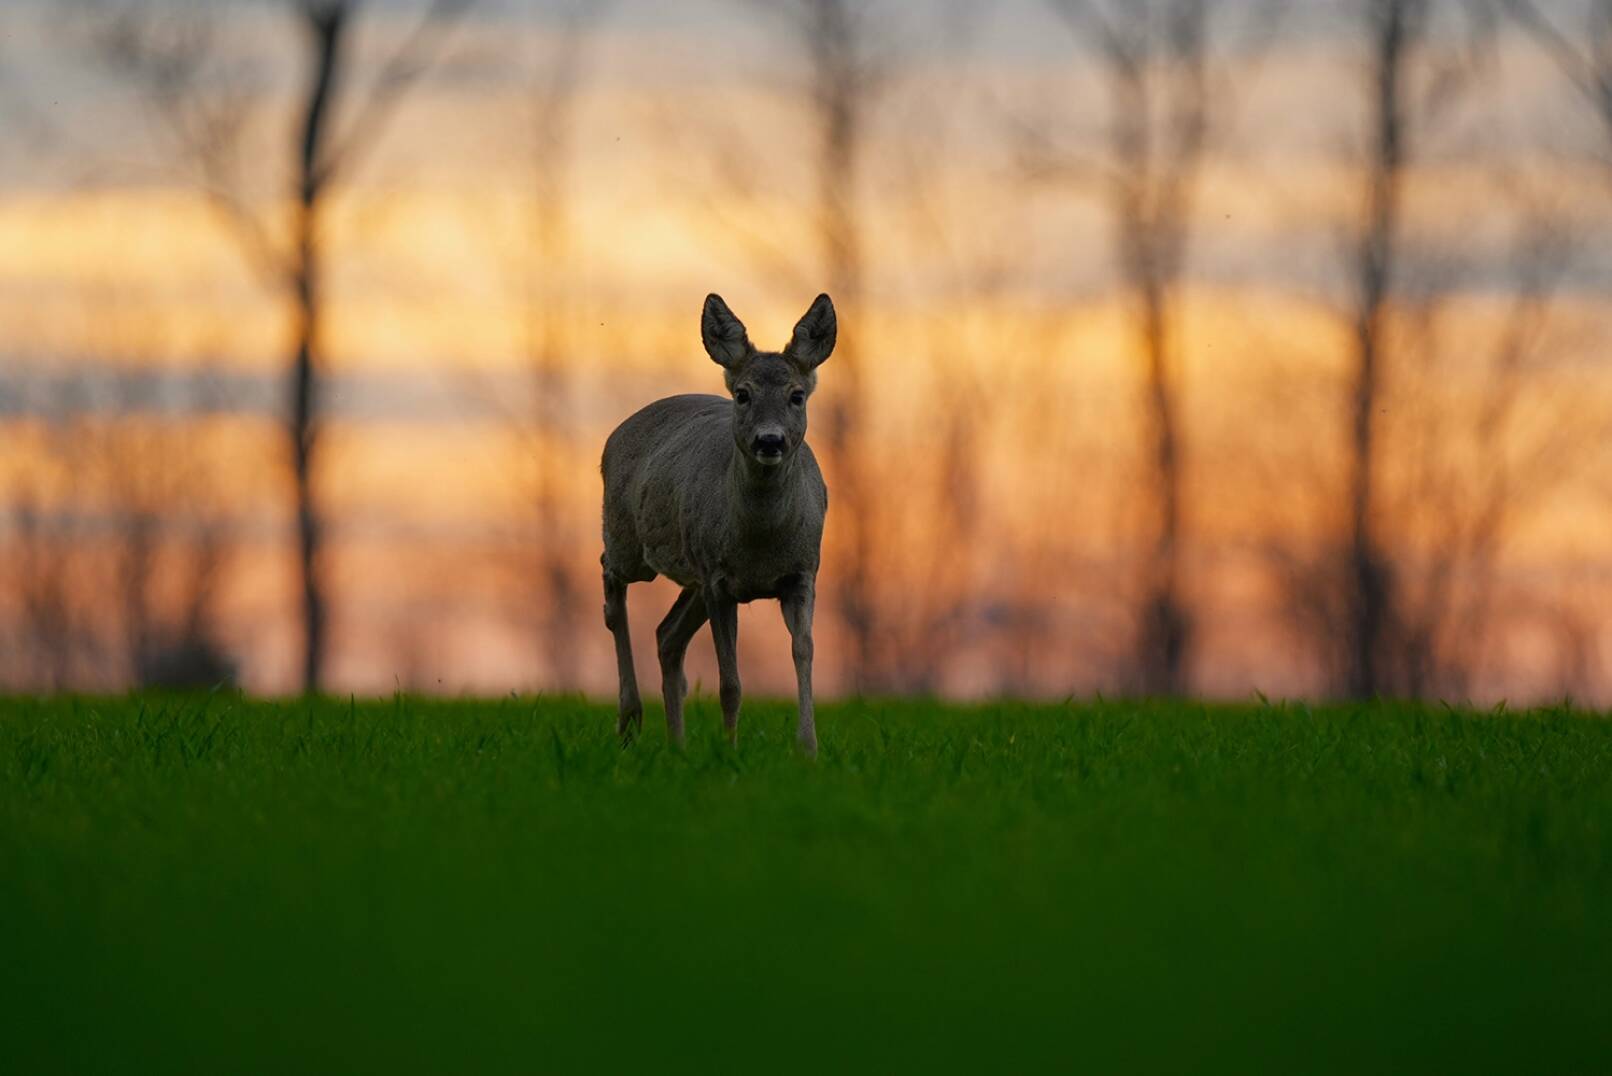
(702, 293, 836, 468)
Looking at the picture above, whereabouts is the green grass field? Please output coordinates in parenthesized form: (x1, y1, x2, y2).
(3, 694, 1610, 1073)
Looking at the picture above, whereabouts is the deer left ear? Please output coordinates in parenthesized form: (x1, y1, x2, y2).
(702, 293, 752, 369)
(786, 293, 836, 371)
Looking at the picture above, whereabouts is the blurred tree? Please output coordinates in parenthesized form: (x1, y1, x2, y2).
(77, 0, 470, 693)
(798, 0, 881, 693)
(1502, 0, 1612, 171)
(1258, 0, 1597, 699)
(1026, 0, 1281, 696)
(3, 362, 234, 692)
(1502, 0, 1612, 692)
(512, 3, 602, 690)
(7, 483, 80, 692)
(1337, 0, 1423, 699)
(459, 2, 604, 691)
(873, 68, 1016, 695)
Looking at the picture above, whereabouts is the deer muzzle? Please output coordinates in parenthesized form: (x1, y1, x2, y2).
(752, 431, 787, 465)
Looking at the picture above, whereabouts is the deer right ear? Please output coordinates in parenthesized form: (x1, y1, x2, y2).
(701, 294, 751, 368)
(786, 293, 836, 371)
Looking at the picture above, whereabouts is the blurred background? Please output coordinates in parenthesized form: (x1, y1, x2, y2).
(0, 0, 1608, 702)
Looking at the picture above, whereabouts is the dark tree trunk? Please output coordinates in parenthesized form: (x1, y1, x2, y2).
(1082, 0, 1209, 699)
(807, 0, 876, 692)
(1343, 0, 1417, 700)
(533, 192, 578, 685)
(523, 14, 594, 690)
(291, 2, 347, 694)
(1135, 273, 1189, 696)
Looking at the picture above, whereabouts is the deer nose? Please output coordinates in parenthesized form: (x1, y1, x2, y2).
(753, 432, 786, 455)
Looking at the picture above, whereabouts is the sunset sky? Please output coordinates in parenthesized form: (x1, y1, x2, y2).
(1, 0, 1609, 700)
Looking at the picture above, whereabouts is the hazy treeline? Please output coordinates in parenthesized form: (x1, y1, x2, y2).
(1, 0, 1608, 702)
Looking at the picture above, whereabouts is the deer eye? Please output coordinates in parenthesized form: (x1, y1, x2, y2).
(789, 390, 805, 407)
(734, 388, 751, 405)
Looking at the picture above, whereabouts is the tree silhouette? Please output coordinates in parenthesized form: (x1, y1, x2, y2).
(1026, 0, 1281, 695)
(80, 0, 470, 693)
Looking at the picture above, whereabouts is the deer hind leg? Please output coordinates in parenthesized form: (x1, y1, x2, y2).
(705, 590, 742, 746)
(780, 576, 817, 756)
(602, 569, 642, 743)
(655, 586, 708, 747)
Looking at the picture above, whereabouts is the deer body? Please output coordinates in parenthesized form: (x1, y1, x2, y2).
(600, 294, 835, 753)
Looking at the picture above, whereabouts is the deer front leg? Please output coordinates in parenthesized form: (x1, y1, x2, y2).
(780, 576, 817, 756)
(602, 570, 641, 743)
(706, 589, 742, 746)
(655, 586, 708, 747)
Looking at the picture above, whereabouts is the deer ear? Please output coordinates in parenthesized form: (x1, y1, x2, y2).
(701, 293, 751, 368)
(786, 293, 836, 371)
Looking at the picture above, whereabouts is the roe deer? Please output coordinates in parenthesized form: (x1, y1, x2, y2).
(600, 293, 835, 754)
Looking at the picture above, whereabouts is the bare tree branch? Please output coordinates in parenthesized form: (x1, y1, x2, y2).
(315, 0, 476, 189)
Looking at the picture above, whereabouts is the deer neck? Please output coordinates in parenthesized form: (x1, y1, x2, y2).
(726, 444, 802, 532)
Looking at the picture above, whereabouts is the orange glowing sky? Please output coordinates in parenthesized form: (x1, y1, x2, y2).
(1, 0, 1609, 697)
